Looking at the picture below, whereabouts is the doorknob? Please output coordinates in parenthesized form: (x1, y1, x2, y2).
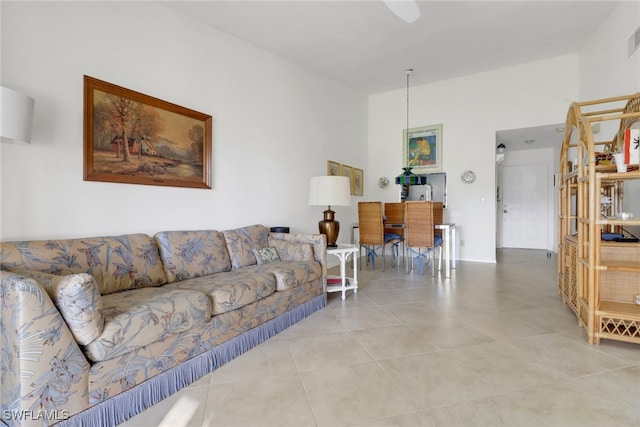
(503, 209, 508, 213)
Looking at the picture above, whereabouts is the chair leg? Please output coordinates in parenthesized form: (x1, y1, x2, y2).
(406, 247, 412, 274)
(431, 250, 436, 276)
(372, 248, 376, 270)
(417, 249, 424, 276)
(364, 246, 377, 270)
(386, 242, 401, 270)
(382, 245, 386, 272)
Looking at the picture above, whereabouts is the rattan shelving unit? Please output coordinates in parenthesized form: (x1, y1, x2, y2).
(558, 93, 640, 345)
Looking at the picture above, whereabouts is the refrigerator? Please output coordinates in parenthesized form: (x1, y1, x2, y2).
(400, 172, 447, 207)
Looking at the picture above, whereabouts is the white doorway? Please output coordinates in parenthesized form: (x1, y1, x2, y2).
(500, 163, 549, 249)
(495, 125, 562, 253)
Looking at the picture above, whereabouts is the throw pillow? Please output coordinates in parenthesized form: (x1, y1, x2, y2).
(252, 247, 281, 265)
(269, 240, 315, 261)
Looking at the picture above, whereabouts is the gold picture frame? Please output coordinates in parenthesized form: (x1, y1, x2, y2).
(84, 75, 212, 188)
(327, 160, 340, 176)
(340, 164, 353, 194)
(352, 168, 364, 196)
(403, 124, 443, 173)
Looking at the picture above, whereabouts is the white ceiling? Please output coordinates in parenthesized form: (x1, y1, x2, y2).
(161, 0, 619, 95)
(160, 0, 620, 149)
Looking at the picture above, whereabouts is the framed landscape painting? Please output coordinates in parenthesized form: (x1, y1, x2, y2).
(403, 124, 443, 173)
(83, 75, 212, 188)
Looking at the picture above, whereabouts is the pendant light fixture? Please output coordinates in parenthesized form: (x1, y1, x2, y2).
(396, 69, 426, 186)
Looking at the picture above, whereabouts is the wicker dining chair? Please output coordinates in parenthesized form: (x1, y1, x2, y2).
(404, 201, 443, 275)
(358, 201, 403, 271)
(433, 202, 443, 238)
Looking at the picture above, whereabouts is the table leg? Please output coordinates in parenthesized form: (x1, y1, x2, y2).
(444, 227, 451, 278)
(451, 225, 456, 269)
(352, 251, 358, 294)
(339, 253, 347, 300)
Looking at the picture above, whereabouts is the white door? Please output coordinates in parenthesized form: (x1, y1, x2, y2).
(501, 164, 548, 249)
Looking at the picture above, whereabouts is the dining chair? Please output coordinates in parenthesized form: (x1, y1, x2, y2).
(433, 202, 443, 238)
(358, 201, 403, 271)
(384, 202, 406, 267)
(404, 201, 443, 275)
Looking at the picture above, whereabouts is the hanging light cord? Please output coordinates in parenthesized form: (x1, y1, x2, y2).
(406, 69, 412, 135)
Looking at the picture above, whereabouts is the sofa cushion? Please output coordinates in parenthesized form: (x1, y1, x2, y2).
(0, 234, 167, 294)
(241, 260, 322, 291)
(84, 287, 212, 362)
(164, 270, 276, 315)
(154, 230, 232, 282)
(10, 269, 104, 345)
(223, 225, 269, 270)
(269, 240, 315, 261)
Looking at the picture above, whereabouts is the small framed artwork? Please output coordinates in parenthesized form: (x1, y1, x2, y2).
(352, 168, 364, 196)
(327, 160, 341, 176)
(84, 75, 212, 189)
(403, 124, 443, 173)
(340, 164, 353, 193)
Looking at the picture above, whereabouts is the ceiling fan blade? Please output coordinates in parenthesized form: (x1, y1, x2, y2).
(383, 0, 421, 23)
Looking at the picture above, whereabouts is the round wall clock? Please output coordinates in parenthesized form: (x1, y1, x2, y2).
(378, 177, 390, 189)
(461, 170, 476, 184)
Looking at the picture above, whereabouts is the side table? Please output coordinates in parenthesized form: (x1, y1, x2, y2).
(326, 244, 358, 300)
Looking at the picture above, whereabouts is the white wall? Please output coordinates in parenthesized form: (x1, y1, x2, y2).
(368, 55, 580, 263)
(579, 0, 640, 237)
(0, 2, 367, 242)
(579, 1, 640, 99)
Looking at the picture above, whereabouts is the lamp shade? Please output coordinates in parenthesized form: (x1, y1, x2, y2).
(1, 86, 35, 144)
(395, 167, 427, 185)
(309, 176, 351, 207)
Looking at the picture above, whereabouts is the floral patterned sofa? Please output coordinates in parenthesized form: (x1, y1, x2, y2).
(0, 225, 326, 426)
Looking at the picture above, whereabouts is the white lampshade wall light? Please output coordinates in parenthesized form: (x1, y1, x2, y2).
(1, 86, 35, 144)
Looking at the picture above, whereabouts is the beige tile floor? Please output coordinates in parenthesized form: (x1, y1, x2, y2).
(120, 249, 639, 427)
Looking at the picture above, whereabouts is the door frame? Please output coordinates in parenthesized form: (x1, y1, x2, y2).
(496, 147, 558, 251)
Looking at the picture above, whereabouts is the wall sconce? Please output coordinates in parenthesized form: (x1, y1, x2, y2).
(1, 86, 35, 144)
(308, 176, 351, 247)
(496, 143, 506, 164)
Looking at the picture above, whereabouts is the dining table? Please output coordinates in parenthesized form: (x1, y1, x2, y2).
(377, 221, 457, 278)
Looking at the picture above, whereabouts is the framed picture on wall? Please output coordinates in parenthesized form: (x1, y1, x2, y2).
(352, 168, 364, 196)
(83, 75, 212, 189)
(403, 124, 443, 173)
(340, 164, 353, 193)
(327, 160, 340, 176)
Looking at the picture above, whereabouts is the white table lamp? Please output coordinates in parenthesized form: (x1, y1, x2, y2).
(309, 176, 351, 247)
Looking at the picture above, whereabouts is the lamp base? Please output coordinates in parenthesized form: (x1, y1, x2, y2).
(318, 208, 340, 248)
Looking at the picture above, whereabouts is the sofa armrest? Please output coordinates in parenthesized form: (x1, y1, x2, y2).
(1, 271, 90, 426)
(269, 233, 327, 277)
(11, 269, 104, 346)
